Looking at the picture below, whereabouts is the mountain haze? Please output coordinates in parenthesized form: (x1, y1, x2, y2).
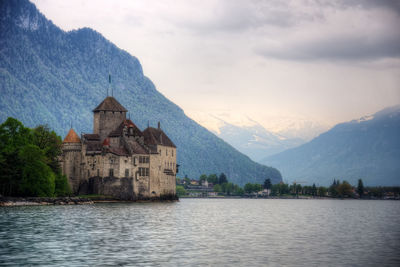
(189, 112, 305, 161)
(0, 0, 282, 186)
(263, 106, 400, 186)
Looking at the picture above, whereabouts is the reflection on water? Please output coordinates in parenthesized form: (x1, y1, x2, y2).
(0, 199, 399, 266)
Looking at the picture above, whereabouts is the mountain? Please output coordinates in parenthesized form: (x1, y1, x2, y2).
(0, 0, 282, 186)
(189, 112, 305, 161)
(262, 106, 400, 186)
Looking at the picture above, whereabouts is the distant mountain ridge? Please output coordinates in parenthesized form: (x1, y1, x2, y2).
(263, 106, 400, 186)
(0, 0, 282, 186)
(189, 112, 305, 161)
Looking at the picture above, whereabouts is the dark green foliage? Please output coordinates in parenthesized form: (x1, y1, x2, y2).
(0, 117, 32, 195)
(0, 117, 66, 197)
(263, 178, 271, 189)
(207, 174, 218, 184)
(54, 174, 71, 197)
(244, 183, 263, 194)
(32, 125, 62, 173)
(357, 179, 364, 198)
(199, 174, 207, 183)
(218, 173, 228, 184)
(337, 181, 353, 198)
(19, 144, 55, 197)
(312, 183, 317, 197)
(0, 0, 282, 186)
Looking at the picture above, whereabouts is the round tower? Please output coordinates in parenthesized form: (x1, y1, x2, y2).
(62, 128, 82, 193)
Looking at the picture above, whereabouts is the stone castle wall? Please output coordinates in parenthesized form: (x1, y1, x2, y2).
(93, 111, 126, 141)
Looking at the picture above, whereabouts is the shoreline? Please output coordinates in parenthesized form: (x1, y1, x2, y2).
(0, 196, 179, 207)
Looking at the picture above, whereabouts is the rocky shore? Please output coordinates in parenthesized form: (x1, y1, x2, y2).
(0, 197, 94, 206)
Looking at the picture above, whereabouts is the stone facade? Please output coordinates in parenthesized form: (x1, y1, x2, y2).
(60, 96, 177, 200)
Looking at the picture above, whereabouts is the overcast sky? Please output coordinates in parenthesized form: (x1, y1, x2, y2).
(32, 0, 400, 127)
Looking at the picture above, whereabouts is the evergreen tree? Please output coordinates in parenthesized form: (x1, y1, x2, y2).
(357, 179, 364, 198)
(263, 178, 272, 190)
(312, 183, 317, 197)
(218, 173, 228, 184)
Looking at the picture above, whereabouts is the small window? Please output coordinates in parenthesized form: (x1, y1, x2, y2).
(125, 169, 129, 177)
(166, 149, 168, 156)
(172, 150, 174, 156)
(145, 168, 149, 176)
(109, 169, 114, 177)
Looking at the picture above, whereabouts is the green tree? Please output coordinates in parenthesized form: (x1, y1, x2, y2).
(357, 179, 364, 198)
(218, 173, 228, 184)
(312, 183, 317, 197)
(337, 181, 353, 198)
(199, 174, 207, 183)
(207, 174, 218, 184)
(318, 186, 327, 197)
(0, 118, 32, 196)
(244, 183, 254, 193)
(213, 184, 222, 193)
(263, 178, 272, 190)
(54, 174, 71, 196)
(234, 187, 244, 196)
(19, 144, 55, 197)
(329, 179, 339, 197)
(176, 185, 186, 197)
(32, 125, 62, 173)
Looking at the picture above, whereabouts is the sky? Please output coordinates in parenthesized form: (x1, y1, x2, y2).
(32, 0, 400, 130)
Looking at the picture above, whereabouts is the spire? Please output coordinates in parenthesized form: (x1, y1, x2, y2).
(108, 73, 111, 97)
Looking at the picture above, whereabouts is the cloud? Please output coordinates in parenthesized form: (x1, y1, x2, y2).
(252, 1, 400, 61)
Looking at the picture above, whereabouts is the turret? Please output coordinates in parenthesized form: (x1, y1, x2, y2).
(62, 128, 82, 193)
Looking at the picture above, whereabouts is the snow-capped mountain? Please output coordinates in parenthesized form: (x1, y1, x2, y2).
(187, 112, 329, 161)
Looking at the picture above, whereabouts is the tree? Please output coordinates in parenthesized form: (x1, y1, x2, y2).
(184, 177, 191, 186)
(244, 183, 254, 194)
(0, 117, 32, 196)
(55, 174, 71, 196)
(19, 144, 55, 197)
(213, 184, 222, 193)
(176, 185, 186, 197)
(337, 181, 353, 198)
(357, 179, 364, 198)
(234, 187, 244, 196)
(318, 186, 327, 197)
(218, 173, 228, 184)
(263, 178, 272, 190)
(312, 183, 317, 197)
(199, 174, 207, 183)
(207, 174, 218, 184)
(329, 180, 339, 197)
(32, 125, 62, 173)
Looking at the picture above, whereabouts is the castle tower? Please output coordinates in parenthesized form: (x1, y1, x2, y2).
(93, 96, 128, 141)
(62, 128, 82, 193)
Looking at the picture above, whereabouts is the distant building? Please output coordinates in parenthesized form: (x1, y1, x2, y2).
(60, 96, 177, 200)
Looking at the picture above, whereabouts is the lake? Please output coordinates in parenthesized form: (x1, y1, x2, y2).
(0, 199, 399, 266)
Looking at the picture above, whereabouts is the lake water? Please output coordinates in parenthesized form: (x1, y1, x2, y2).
(0, 199, 399, 266)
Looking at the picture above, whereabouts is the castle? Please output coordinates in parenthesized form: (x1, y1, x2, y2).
(60, 96, 177, 200)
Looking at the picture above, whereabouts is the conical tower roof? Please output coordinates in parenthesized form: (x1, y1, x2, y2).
(93, 96, 128, 112)
(63, 128, 81, 143)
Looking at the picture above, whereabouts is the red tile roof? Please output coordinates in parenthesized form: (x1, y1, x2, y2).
(63, 128, 81, 143)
